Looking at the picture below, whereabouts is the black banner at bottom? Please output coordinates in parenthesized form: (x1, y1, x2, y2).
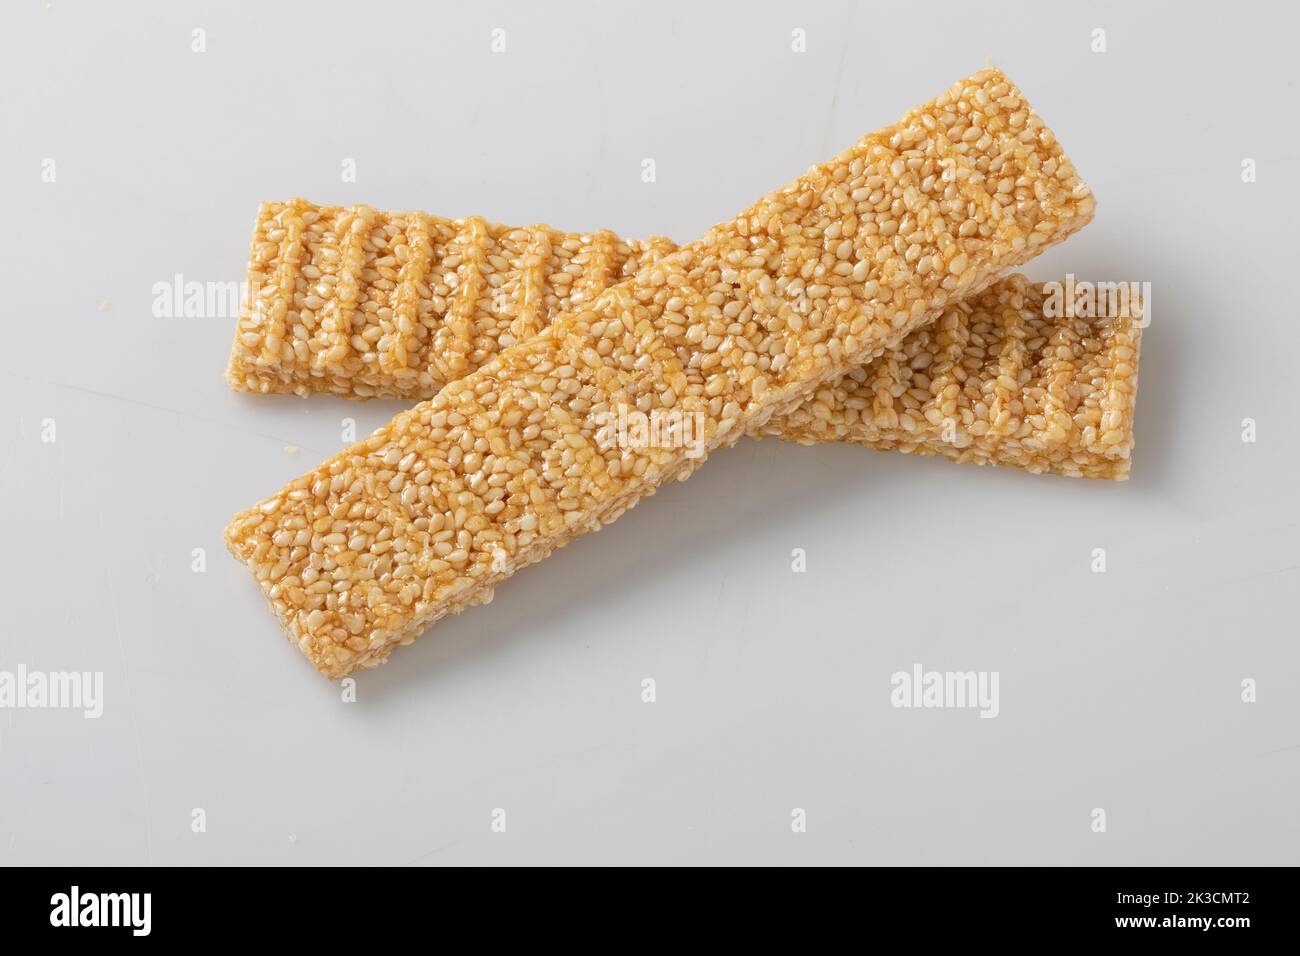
(0, 866, 1283, 941)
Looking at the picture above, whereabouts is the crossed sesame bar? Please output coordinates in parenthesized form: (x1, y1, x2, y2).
(227, 69, 1096, 678)
(229, 202, 1138, 479)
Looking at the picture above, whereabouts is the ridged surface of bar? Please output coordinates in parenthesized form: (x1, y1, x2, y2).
(762, 275, 1141, 479)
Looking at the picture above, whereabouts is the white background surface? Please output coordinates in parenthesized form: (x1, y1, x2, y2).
(1, 0, 1297, 866)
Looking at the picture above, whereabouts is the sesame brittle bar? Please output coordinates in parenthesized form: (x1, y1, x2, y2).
(230, 200, 1139, 479)
(227, 69, 1096, 677)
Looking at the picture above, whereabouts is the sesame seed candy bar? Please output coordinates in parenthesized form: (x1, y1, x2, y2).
(229, 200, 1138, 479)
(227, 69, 1096, 678)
